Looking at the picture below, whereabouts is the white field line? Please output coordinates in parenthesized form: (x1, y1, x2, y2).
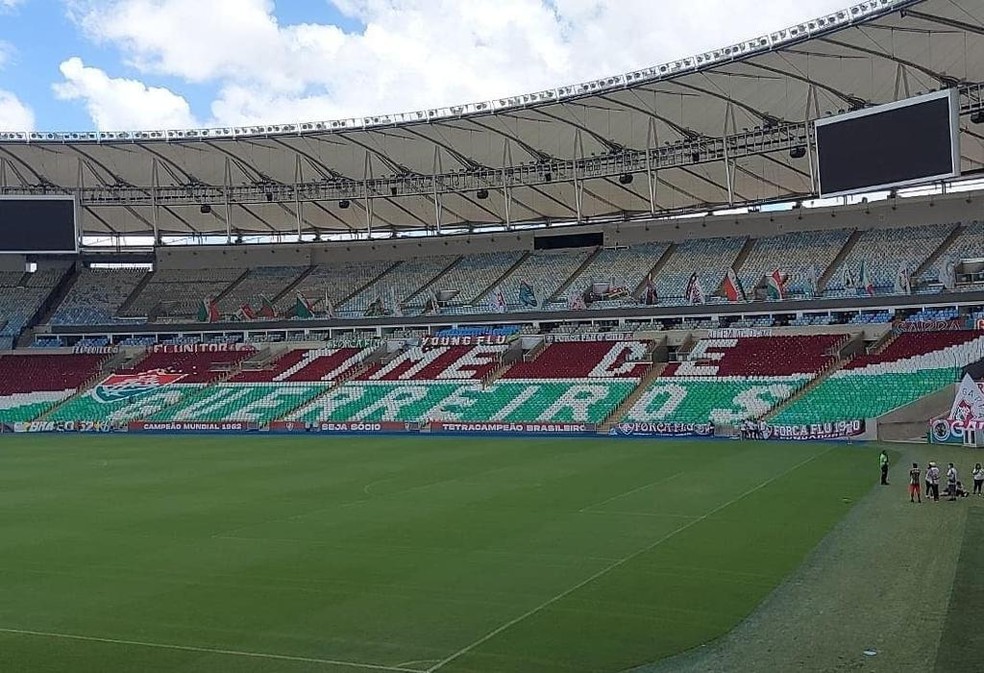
(577, 471, 684, 513)
(0, 627, 424, 673)
(426, 447, 834, 673)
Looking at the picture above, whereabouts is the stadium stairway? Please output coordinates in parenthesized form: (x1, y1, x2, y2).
(713, 238, 757, 296)
(116, 269, 154, 316)
(403, 256, 463, 305)
(913, 223, 965, 279)
(271, 265, 316, 305)
(602, 362, 666, 430)
(338, 260, 403, 307)
(630, 244, 676, 299)
(482, 340, 524, 385)
(215, 269, 251, 304)
(15, 265, 78, 348)
(472, 252, 530, 307)
(818, 229, 862, 291)
(548, 247, 602, 303)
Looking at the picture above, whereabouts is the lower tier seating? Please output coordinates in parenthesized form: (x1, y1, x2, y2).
(773, 370, 958, 424)
(0, 391, 77, 423)
(622, 376, 810, 425)
(291, 380, 636, 424)
(148, 383, 327, 424)
(47, 383, 204, 423)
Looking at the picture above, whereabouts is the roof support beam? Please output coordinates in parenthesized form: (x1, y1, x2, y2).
(364, 151, 374, 239)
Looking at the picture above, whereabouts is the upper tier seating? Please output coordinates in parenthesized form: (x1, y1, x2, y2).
(653, 237, 745, 304)
(51, 268, 147, 325)
(0, 266, 70, 341)
(0, 353, 108, 422)
(476, 249, 594, 310)
(121, 268, 244, 317)
(563, 243, 668, 302)
(217, 266, 308, 313)
(739, 230, 850, 296)
(340, 256, 458, 314)
(503, 341, 651, 379)
(283, 260, 393, 314)
(826, 224, 952, 295)
(922, 220, 984, 288)
(432, 252, 525, 307)
(355, 344, 508, 381)
(115, 349, 256, 384)
(775, 331, 984, 423)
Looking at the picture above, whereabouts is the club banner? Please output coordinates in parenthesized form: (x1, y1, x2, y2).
(544, 333, 637, 343)
(147, 343, 256, 354)
(895, 320, 964, 333)
(267, 421, 420, 434)
(128, 421, 260, 433)
(930, 374, 984, 444)
(420, 335, 515, 346)
(430, 421, 596, 435)
(608, 422, 715, 438)
(761, 420, 866, 441)
(10, 420, 125, 433)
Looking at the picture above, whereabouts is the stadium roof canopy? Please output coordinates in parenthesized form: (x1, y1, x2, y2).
(1, 0, 984, 241)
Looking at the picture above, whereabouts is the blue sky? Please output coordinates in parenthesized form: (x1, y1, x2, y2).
(0, 0, 848, 132)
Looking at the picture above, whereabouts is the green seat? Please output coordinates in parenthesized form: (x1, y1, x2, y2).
(47, 384, 203, 423)
(151, 383, 327, 423)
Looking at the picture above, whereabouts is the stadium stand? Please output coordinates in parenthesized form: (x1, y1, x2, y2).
(653, 237, 746, 304)
(563, 243, 668, 304)
(775, 331, 984, 424)
(51, 267, 148, 325)
(281, 260, 394, 314)
(121, 268, 244, 318)
(475, 248, 595, 310)
(430, 252, 525, 310)
(622, 336, 843, 425)
(340, 256, 458, 315)
(0, 353, 108, 423)
(825, 224, 953, 296)
(216, 266, 308, 314)
(0, 266, 71, 345)
(739, 230, 850, 296)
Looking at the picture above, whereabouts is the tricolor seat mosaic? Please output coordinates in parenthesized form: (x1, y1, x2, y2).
(623, 336, 843, 425)
(775, 331, 984, 424)
(0, 353, 108, 423)
(290, 340, 651, 424)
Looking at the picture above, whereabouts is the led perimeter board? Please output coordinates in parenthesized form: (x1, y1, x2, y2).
(815, 89, 960, 198)
(0, 196, 78, 254)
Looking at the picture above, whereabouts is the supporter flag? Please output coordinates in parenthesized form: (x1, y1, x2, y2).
(939, 259, 957, 291)
(860, 261, 875, 296)
(492, 285, 508, 313)
(519, 280, 538, 308)
(842, 267, 857, 291)
(894, 264, 912, 295)
(642, 273, 658, 306)
(684, 273, 705, 305)
(388, 287, 403, 318)
(323, 287, 335, 319)
(236, 304, 256, 321)
(197, 297, 220, 323)
(293, 293, 315, 319)
(766, 269, 787, 300)
(722, 267, 746, 302)
(257, 295, 277, 319)
(949, 373, 984, 423)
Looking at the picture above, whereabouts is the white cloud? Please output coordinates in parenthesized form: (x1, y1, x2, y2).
(53, 56, 198, 130)
(66, 0, 850, 128)
(0, 90, 35, 130)
(0, 0, 26, 10)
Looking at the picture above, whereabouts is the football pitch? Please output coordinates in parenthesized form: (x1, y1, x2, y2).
(0, 435, 876, 673)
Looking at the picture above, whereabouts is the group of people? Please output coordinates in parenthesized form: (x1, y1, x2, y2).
(882, 449, 984, 503)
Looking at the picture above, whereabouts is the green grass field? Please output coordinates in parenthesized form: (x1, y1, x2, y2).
(0, 435, 876, 673)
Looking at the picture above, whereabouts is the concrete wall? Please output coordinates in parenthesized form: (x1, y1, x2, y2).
(153, 189, 982, 271)
(876, 384, 957, 442)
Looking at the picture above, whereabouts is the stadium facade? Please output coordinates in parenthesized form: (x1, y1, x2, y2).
(0, 0, 983, 443)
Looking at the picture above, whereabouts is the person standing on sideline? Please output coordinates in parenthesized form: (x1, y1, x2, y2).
(973, 463, 984, 496)
(909, 463, 922, 503)
(947, 463, 958, 501)
(928, 462, 941, 502)
(925, 463, 933, 498)
(879, 450, 889, 485)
